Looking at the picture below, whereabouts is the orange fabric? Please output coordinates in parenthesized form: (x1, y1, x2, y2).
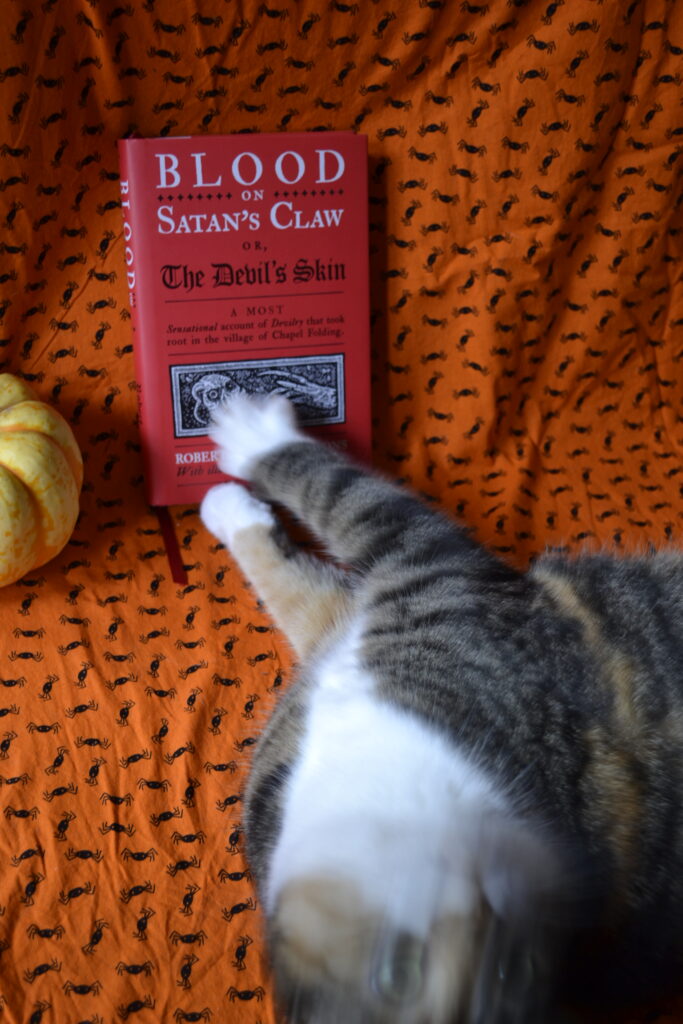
(1, 1, 682, 1022)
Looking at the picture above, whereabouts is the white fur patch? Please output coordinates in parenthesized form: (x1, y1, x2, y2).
(200, 481, 274, 548)
(266, 619, 508, 940)
(208, 393, 309, 481)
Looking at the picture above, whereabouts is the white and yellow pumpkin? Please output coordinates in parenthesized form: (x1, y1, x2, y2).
(0, 374, 83, 586)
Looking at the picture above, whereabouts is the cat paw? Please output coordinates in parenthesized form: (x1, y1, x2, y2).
(200, 481, 275, 548)
(209, 393, 308, 481)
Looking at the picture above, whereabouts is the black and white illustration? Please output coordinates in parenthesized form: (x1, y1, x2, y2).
(170, 354, 345, 438)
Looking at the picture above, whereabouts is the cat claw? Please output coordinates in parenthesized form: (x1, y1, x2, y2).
(208, 392, 306, 480)
(200, 481, 274, 548)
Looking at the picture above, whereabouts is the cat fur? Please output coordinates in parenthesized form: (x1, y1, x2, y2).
(200, 393, 683, 1023)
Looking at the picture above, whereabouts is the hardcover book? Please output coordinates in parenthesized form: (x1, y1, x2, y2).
(118, 131, 370, 506)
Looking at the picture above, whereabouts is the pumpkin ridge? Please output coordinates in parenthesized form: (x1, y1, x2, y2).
(0, 434, 79, 557)
(0, 375, 83, 585)
(0, 404, 83, 489)
(0, 465, 44, 582)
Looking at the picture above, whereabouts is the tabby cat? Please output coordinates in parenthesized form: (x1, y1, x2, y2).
(200, 393, 683, 1024)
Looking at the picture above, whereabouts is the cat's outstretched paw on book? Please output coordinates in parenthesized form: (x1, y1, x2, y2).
(200, 481, 275, 548)
(208, 393, 311, 481)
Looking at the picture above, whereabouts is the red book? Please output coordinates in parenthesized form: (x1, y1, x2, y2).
(118, 132, 370, 506)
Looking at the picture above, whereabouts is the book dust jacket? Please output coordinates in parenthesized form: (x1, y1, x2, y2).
(118, 132, 370, 506)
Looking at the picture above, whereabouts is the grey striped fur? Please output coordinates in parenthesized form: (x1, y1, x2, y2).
(214, 433, 683, 1020)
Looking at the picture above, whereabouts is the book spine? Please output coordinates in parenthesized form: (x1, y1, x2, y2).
(117, 141, 157, 503)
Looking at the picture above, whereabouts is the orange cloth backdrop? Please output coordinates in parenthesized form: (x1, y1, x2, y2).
(1, 1, 682, 1022)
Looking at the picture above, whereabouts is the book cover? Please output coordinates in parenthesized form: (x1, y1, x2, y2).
(118, 131, 370, 507)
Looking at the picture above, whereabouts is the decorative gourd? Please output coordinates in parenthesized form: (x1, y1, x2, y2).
(0, 374, 83, 586)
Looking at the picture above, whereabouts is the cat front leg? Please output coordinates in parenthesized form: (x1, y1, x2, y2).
(208, 392, 311, 482)
(200, 479, 275, 545)
(200, 482, 350, 659)
(208, 393, 478, 574)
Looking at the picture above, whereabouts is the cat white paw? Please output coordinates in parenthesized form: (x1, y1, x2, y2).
(209, 393, 308, 481)
(200, 481, 274, 548)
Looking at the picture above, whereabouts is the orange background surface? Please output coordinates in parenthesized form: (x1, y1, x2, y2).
(1, 1, 682, 1022)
